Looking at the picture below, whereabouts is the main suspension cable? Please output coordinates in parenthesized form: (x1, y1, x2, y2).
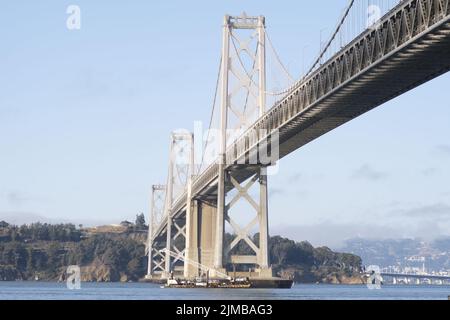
(199, 54, 222, 173)
(304, 0, 356, 78)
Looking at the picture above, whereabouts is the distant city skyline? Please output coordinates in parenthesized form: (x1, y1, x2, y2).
(1, 1, 449, 248)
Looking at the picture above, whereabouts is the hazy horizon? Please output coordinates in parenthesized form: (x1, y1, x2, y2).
(1, 212, 448, 250)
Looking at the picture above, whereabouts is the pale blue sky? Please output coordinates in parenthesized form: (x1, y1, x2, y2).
(1, 1, 449, 247)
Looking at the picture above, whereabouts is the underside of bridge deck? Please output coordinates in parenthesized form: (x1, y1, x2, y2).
(148, 1, 450, 281)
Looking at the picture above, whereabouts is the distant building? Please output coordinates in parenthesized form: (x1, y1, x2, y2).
(120, 220, 133, 228)
(406, 255, 426, 262)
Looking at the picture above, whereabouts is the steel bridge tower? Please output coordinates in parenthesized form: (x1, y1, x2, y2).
(146, 184, 166, 278)
(147, 132, 195, 279)
(213, 13, 272, 278)
(146, 14, 273, 280)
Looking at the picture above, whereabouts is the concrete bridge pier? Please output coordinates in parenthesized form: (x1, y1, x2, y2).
(199, 202, 219, 275)
(182, 197, 225, 279)
(183, 200, 220, 278)
(183, 200, 199, 278)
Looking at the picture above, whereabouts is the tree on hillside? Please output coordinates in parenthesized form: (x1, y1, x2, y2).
(135, 213, 146, 230)
(0, 221, 9, 228)
(127, 257, 144, 280)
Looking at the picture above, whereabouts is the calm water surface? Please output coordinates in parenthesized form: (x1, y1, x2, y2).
(0, 282, 449, 300)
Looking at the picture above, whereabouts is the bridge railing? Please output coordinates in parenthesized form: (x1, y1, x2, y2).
(164, 162, 219, 221)
(192, 163, 219, 195)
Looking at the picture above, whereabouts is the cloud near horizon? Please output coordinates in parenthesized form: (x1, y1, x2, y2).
(5, 191, 29, 206)
(272, 219, 449, 250)
(392, 203, 450, 220)
(351, 164, 388, 181)
(436, 144, 450, 155)
(287, 173, 302, 183)
(269, 187, 285, 198)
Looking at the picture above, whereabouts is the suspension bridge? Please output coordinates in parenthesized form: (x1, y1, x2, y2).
(146, 0, 450, 280)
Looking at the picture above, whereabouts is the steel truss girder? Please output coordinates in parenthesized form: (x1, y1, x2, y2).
(148, 241, 166, 274)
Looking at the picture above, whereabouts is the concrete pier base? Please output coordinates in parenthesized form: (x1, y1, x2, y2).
(256, 267, 274, 279)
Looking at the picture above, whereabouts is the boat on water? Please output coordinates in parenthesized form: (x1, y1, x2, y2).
(164, 276, 252, 289)
(162, 275, 295, 289)
(158, 250, 293, 289)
